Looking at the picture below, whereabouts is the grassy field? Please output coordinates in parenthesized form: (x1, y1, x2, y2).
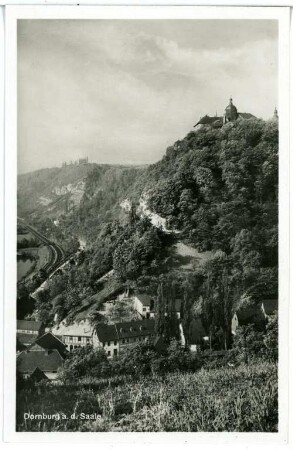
(17, 362, 277, 432)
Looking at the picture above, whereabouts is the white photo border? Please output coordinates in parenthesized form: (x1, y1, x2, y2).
(4, 5, 291, 445)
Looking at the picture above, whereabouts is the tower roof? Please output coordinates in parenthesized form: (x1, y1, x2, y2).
(225, 97, 238, 113)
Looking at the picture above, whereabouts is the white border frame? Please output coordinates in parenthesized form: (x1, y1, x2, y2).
(4, 5, 291, 445)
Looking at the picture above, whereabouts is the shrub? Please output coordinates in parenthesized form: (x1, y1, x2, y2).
(59, 346, 110, 382)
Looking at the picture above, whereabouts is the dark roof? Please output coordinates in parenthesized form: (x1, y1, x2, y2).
(30, 367, 49, 381)
(29, 332, 66, 356)
(16, 337, 27, 352)
(238, 112, 256, 119)
(189, 317, 207, 345)
(262, 299, 278, 315)
(194, 115, 223, 127)
(17, 350, 64, 373)
(17, 320, 43, 332)
(17, 333, 37, 346)
(135, 294, 153, 307)
(117, 319, 155, 339)
(95, 323, 117, 342)
(95, 319, 155, 342)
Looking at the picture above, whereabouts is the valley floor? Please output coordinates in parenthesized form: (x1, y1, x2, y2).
(17, 361, 277, 432)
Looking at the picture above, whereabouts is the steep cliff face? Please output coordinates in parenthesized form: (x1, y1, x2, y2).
(17, 163, 144, 221)
(18, 164, 95, 218)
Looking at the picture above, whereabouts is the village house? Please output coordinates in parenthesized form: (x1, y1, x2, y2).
(133, 293, 155, 319)
(17, 319, 45, 348)
(51, 319, 93, 351)
(93, 319, 155, 358)
(17, 349, 65, 381)
(28, 332, 67, 357)
(132, 294, 181, 319)
(17, 332, 67, 381)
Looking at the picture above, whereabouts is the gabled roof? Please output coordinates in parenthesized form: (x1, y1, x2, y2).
(95, 319, 155, 342)
(17, 320, 43, 332)
(30, 367, 49, 381)
(95, 323, 118, 342)
(29, 332, 66, 356)
(194, 115, 223, 127)
(262, 299, 278, 315)
(16, 337, 27, 352)
(17, 333, 37, 346)
(117, 319, 155, 339)
(238, 112, 256, 119)
(189, 317, 207, 345)
(135, 294, 153, 307)
(51, 320, 93, 337)
(17, 350, 64, 373)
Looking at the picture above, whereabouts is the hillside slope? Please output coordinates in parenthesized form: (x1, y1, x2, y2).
(17, 163, 145, 222)
(19, 119, 278, 349)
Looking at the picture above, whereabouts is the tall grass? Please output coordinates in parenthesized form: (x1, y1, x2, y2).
(17, 362, 277, 432)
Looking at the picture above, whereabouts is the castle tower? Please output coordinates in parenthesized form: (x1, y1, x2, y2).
(273, 107, 278, 120)
(224, 97, 238, 123)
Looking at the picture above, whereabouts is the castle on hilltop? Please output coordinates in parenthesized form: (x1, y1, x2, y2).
(62, 157, 89, 168)
(194, 98, 278, 131)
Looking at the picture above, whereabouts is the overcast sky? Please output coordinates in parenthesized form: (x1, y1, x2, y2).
(18, 19, 278, 174)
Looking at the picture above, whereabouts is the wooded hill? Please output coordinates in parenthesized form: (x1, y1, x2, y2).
(18, 118, 278, 350)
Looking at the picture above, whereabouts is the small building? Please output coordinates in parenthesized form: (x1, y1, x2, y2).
(133, 294, 155, 319)
(261, 299, 278, 319)
(17, 331, 67, 381)
(51, 320, 93, 351)
(17, 349, 65, 381)
(231, 304, 266, 335)
(29, 331, 67, 357)
(188, 317, 209, 352)
(17, 320, 45, 347)
(93, 319, 155, 358)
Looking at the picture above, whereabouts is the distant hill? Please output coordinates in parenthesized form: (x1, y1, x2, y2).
(17, 163, 145, 221)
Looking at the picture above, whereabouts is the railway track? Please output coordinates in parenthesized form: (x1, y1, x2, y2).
(17, 218, 65, 279)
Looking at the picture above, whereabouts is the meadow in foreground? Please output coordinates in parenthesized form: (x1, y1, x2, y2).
(17, 361, 277, 432)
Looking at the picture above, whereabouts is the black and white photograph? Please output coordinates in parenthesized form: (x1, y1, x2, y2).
(3, 5, 291, 440)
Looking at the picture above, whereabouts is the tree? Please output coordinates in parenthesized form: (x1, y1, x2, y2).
(232, 324, 266, 364)
(34, 288, 54, 325)
(154, 281, 166, 337)
(107, 298, 139, 323)
(201, 251, 233, 350)
(263, 313, 278, 362)
(59, 346, 110, 382)
(117, 342, 157, 376)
